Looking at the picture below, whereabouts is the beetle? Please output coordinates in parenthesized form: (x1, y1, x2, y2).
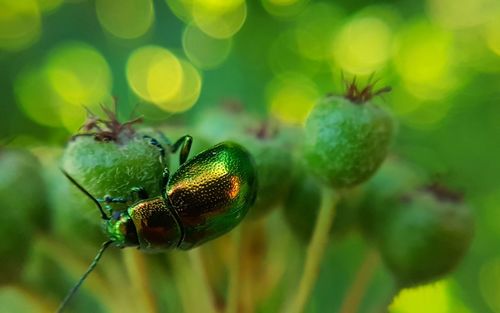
(58, 135, 257, 312)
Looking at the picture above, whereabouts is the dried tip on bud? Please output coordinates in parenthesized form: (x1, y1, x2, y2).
(73, 101, 143, 143)
(222, 99, 245, 113)
(343, 76, 391, 104)
(424, 182, 464, 203)
(247, 120, 278, 140)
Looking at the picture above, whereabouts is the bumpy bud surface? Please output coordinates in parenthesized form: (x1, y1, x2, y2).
(378, 186, 473, 287)
(303, 82, 394, 188)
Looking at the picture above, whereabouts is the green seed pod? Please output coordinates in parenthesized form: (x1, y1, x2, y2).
(283, 168, 362, 243)
(0, 149, 48, 283)
(194, 103, 298, 217)
(378, 186, 474, 288)
(303, 82, 394, 188)
(239, 124, 297, 218)
(47, 158, 105, 244)
(61, 110, 167, 211)
(192, 102, 259, 144)
(359, 157, 426, 239)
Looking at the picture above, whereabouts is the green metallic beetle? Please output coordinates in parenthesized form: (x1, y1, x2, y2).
(58, 136, 257, 312)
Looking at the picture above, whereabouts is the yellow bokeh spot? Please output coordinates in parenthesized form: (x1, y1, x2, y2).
(262, 0, 310, 17)
(295, 3, 342, 61)
(480, 258, 500, 312)
(267, 73, 319, 125)
(0, 0, 41, 51)
(36, 0, 64, 13)
(192, 0, 246, 39)
(484, 13, 500, 56)
(15, 67, 63, 128)
(45, 42, 112, 105)
(389, 86, 453, 130)
(127, 46, 184, 104)
(394, 20, 457, 99)
(165, 0, 195, 23)
(390, 281, 450, 313)
(183, 24, 232, 69)
(156, 59, 202, 112)
(427, 0, 499, 29)
(194, 0, 243, 13)
(14, 64, 104, 132)
(96, 0, 154, 39)
(332, 17, 393, 75)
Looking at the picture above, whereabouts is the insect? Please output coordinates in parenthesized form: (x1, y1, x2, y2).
(58, 135, 258, 312)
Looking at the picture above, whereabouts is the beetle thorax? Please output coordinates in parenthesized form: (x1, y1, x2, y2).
(106, 210, 139, 248)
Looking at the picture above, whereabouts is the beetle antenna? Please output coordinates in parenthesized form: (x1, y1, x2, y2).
(61, 169, 110, 220)
(57, 240, 113, 313)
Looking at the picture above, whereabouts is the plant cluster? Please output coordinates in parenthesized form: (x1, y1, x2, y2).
(0, 80, 473, 313)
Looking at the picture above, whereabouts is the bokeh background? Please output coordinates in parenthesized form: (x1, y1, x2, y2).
(1, 0, 500, 312)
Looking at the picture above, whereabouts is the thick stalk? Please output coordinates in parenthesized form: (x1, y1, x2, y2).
(339, 248, 380, 313)
(284, 187, 338, 313)
(123, 249, 157, 313)
(188, 248, 219, 313)
(225, 227, 242, 313)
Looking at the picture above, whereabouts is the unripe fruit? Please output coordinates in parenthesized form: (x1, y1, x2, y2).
(239, 123, 296, 218)
(0, 149, 48, 283)
(61, 109, 167, 212)
(378, 186, 473, 287)
(193, 101, 258, 144)
(359, 157, 425, 239)
(304, 81, 394, 188)
(194, 104, 298, 217)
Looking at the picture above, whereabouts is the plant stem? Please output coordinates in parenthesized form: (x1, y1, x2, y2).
(170, 251, 218, 313)
(38, 237, 114, 312)
(188, 248, 219, 313)
(225, 227, 242, 313)
(123, 249, 157, 313)
(339, 248, 380, 313)
(284, 187, 338, 313)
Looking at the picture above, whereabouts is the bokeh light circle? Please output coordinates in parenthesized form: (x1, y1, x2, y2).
(127, 46, 184, 104)
(394, 20, 457, 99)
(156, 59, 202, 113)
(192, 0, 247, 39)
(0, 0, 41, 51)
(96, 0, 154, 39)
(15, 68, 63, 128)
(261, 0, 310, 18)
(267, 73, 319, 125)
(389, 281, 450, 313)
(45, 42, 112, 105)
(484, 14, 500, 56)
(295, 3, 342, 61)
(427, 0, 499, 30)
(332, 17, 393, 75)
(183, 24, 232, 69)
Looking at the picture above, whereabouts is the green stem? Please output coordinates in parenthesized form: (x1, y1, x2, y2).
(170, 251, 218, 313)
(284, 187, 338, 313)
(122, 249, 157, 313)
(225, 227, 243, 313)
(339, 248, 380, 313)
(188, 248, 219, 313)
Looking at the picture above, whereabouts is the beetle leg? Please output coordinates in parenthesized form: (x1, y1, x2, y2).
(170, 135, 193, 166)
(98, 187, 149, 205)
(143, 135, 167, 167)
(160, 167, 170, 196)
(98, 195, 128, 203)
(130, 187, 149, 201)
